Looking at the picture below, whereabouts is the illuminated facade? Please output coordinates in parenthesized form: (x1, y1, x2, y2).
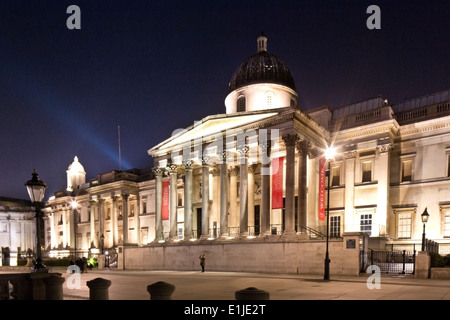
(43, 34, 450, 261)
(0, 197, 36, 266)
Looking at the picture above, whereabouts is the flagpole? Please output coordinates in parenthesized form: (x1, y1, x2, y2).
(118, 125, 122, 170)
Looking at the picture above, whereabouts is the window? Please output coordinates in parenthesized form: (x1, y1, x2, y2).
(142, 199, 147, 214)
(447, 154, 450, 177)
(362, 161, 372, 183)
(398, 212, 412, 238)
(237, 96, 246, 112)
(178, 192, 183, 207)
(331, 166, 340, 186)
(129, 204, 134, 217)
(401, 160, 412, 182)
(360, 214, 372, 236)
(330, 216, 341, 238)
(444, 210, 450, 238)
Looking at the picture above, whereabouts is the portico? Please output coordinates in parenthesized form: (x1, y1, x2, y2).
(148, 107, 328, 242)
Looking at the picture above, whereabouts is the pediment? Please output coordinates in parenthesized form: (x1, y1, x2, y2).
(148, 110, 285, 157)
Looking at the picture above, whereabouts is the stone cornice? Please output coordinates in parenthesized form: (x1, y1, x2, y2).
(398, 119, 450, 138)
(333, 120, 399, 144)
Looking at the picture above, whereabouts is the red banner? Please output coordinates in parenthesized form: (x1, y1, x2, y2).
(318, 157, 326, 221)
(271, 157, 284, 209)
(162, 179, 169, 220)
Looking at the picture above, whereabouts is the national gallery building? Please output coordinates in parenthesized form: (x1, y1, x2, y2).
(42, 34, 450, 271)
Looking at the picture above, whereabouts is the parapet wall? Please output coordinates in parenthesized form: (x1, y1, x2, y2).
(119, 232, 367, 276)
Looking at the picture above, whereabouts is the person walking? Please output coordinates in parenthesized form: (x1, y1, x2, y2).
(199, 254, 206, 272)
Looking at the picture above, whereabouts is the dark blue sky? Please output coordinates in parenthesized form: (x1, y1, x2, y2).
(0, 0, 449, 200)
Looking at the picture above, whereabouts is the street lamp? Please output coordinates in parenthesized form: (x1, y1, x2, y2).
(25, 169, 47, 272)
(421, 207, 429, 251)
(324, 146, 336, 281)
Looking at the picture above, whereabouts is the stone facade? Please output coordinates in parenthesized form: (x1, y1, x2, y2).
(42, 35, 450, 273)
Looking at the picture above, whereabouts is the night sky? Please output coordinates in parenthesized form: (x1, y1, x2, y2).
(0, 0, 449, 200)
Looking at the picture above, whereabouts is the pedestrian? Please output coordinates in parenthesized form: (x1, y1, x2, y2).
(199, 254, 206, 272)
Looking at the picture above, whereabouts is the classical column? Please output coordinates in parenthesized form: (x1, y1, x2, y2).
(282, 134, 299, 236)
(229, 166, 239, 234)
(98, 198, 105, 245)
(376, 144, 391, 237)
(70, 207, 76, 250)
(168, 164, 178, 240)
(111, 194, 118, 246)
(238, 145, 249, 236)
(248, 164, 256, 235)
(62, 209, 67, 248)
(136, 196, 141, 245)
(153, 167, 164, 242)
(344, 150, 357, 232)
(260, 141, 271, 236)
(122, 194, 129, 244)
(219, 152, 229, 237)
(296, 140, 310, 233)
(201, 158, 210, 238)
(89, 200, 96, 247)
(183, 161, 194, 239)
(50, 213, 56, 249)
(211, 166, 220, 238)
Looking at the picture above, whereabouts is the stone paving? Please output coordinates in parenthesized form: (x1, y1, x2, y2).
(56, 268, 450, 300)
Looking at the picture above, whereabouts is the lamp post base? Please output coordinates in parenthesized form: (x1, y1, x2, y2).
(324, 257, 330, 280)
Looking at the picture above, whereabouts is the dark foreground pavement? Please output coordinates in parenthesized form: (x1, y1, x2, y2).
(57, 269, 450, 300)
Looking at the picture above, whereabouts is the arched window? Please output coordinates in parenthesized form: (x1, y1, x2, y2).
(237, 96, 246, 112)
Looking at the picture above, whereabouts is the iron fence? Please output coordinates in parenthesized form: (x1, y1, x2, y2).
(361, 249, 416, 274)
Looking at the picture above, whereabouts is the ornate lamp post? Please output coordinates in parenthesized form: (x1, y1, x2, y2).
(421, 207, 429, 251)
(25, 169, 47, 272)
(324, 146, 336, 281)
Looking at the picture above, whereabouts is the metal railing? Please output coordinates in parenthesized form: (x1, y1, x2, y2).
(362, 249, 416, 274)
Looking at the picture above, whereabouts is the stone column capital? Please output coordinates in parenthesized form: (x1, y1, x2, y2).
(152, 167, 164, 176)
(167, 164, 178, 174)
(202, 156, 213, 166)
(228, 166, 240, 176)
(282, 133, 299, 147)
(183, 160, 194, 170)
(248, 164, 257, 174)
(295, 140, 311, 154)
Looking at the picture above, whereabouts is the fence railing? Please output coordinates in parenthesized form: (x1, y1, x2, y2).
(362, 249, 416, 274)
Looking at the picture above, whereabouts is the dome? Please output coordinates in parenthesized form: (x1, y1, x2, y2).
(67, 156, 85, 173)
(228, 34, 296, 93)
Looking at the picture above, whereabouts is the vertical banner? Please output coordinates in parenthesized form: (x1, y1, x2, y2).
(318, 157, 326, 221)
(162, 180, 169, 220)
(271, 157, 284, 209)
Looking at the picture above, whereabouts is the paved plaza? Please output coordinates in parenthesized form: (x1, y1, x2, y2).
(55, 268, 450, 300)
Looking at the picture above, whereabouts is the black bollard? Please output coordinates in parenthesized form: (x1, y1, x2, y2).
(235, 287, 270, 300)
(44, 275, 65, 300)
(147, 281, 176, 300)
(86, 277, 112, 300)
